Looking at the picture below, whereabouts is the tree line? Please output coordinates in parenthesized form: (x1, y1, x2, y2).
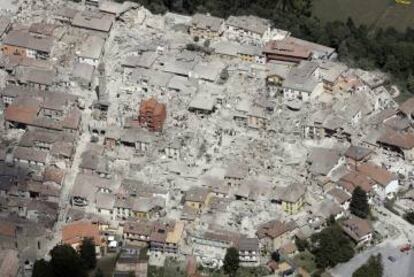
(108, 0, 414, 95)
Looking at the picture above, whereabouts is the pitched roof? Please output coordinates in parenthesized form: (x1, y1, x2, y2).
(278, 183, 305, 203)
(341, 216, 373, 241)
(377, 129, 414, 149)
(356, 163, 396, 187)
(15, 66, 55, 85)
(256, 219, 296, 239)
(62, 221, 101, 245)
(29, 23, 58, 36)
(4, 97, 41, 125)
(338, 171, 375, 193)
(0, 222, 16, 237)
(13, 146, 48, 163)
(3, 30, 53, 53)
(191, 14, 223, 32)
(226, 15, 269, 35)
(400, 97, 414, 115)
(327, 188, 351, 204)
(345, 145, 372, 161)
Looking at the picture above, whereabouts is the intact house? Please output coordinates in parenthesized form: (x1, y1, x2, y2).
(277, 183, 306, 215)
(124, 220, 184, 254)
(1, 30, 53, 60)
(237, 237, 260, 266)
(344, 145, 373, 168)
(341, 216, 373, 245)
(376, 129, 414, 162)
(123, 221, 153, 243)
(356, 163, 399, 200)
(13, 146, 48, 167)
(70, 174, 116, 207)
(95, 192, 116, 218)
(76, 35, 106, 67)
(183, 187, 209, 211)
(256, 219, 297, 251)
(281, 61, 322, 103)
(61, 221, 103, 256)
(10, 66, 55, 90)
(225, 15, 270, 43)
(189, 14, 224, 39)
(263, 38, 311, 63)
(326, 187, 351, 211)
(336, 170, 376, 197)
(150, 220, 184, 254)
(79, 148, 111, 179)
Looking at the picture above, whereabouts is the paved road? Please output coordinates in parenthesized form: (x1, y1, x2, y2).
(331, 205, 414, 277)
(330, 236, 414, 277)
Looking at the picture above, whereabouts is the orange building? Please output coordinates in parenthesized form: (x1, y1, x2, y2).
(61, 221, 102, 250)
(138, 98, 166, 132)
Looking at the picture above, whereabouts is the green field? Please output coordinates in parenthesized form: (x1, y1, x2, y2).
(313, 0, 414, 31)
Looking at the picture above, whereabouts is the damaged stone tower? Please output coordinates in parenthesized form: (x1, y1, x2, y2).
(138, 98, 167, 132)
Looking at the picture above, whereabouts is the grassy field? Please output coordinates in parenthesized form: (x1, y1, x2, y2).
(313, 0, 414, 31)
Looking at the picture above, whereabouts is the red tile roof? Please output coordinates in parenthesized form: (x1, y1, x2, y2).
(62, 221, 101, 246)
(357, 163, 396, 187)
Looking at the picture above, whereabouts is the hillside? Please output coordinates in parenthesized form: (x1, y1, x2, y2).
(313, 0, 414, 31)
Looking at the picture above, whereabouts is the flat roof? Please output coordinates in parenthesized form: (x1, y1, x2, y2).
(72, 11, 115, 32)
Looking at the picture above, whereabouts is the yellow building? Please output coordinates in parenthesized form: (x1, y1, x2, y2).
(131, 197, 165, 219)
(279, 183, 306, 215)
(184, 187, 209, 210)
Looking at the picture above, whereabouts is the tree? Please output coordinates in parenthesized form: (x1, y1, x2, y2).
(295, 237, 309, 252)
(223, 247, 239, 276)
(79, 237, 97, 270)
(95, 268, 104, 277)
(404, 211, 414, 225)
(32, 259, 54, 277)
(310, 224, 355, 269)
(350, 186, 370, 219)
(271, 251, 280, 262)
(407, 73, 414, 94)
(50, 244, 87, 277)
(353, 254, 383, 277)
